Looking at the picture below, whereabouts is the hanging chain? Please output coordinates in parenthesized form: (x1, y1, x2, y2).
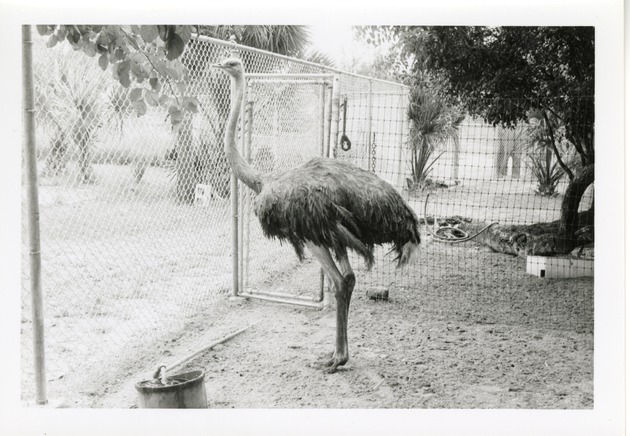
(371, 132, 376, 173)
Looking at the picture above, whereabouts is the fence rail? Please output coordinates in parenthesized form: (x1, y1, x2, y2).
(22, 30, 593, 406)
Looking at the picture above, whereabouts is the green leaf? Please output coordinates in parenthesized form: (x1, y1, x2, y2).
(183, 97, 199, 113)
(159, 95, 172, 107)
(119, 74, 131, 88)
(168, 104, 184, 127)
(129, 88, 143, 101)
(56, 26, 68, 41)
(176, 25, 192, 45)
(169, 109, 184, 126)
(131, 100, 147, 116)
(157, 25, 170, 42)
(153, 60, 169, 79)
(165, 66, 181, 81)
(131, 60, 149, 82)
(115, 47, 127, 61)
(145, 90, 159, 107)
(98, 54, 109, 70)
(165, 33, 185, 60)
(140, 25, 159, 43)
(115, 60, 131, 88)
(66, 28, 81, 45)
(149, 77, 160, 92)
(46, 34, 58, 48)
(82, 41, 97, 57)
(175, 81, 187, 95)
(36, 25, 53, 36)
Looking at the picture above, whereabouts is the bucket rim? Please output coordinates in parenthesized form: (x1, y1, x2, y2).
(135, 370, 205, 393)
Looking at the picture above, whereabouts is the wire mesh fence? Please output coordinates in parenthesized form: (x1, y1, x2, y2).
(238, 74, 333, 301)
(22, 29, 594, 406)
(336, 96, 594, 334)
(20, 31, 413, 403)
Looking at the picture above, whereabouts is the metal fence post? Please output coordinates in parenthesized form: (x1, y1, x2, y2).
(241, 82, 254, 291)
(367, 80, 373, 172)
(329, 75, 341, 158)
(22, 24, 48, 406)
(321, 75, 341, 305)
(396, 92, 408, 191)
(230, 74, 240, 297)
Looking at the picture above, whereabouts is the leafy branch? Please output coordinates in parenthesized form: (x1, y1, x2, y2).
(36, 25, 200, 129)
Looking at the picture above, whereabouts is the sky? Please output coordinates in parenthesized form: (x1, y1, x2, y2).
(308, 25, 379, 70)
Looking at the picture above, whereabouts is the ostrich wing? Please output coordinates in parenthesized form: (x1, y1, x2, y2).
(254, 158, 421, 268)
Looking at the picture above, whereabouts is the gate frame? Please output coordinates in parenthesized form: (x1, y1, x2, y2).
(234, 73, 340, 309)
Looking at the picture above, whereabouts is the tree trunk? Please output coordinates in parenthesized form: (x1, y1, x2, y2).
(43, 129, 67, 176)
(511, 145, 521, 179)
(76, 130, 95, 184)
(451, 136, 460, 180)
(556, 163, 595, 253)
(460, 209, 594, 257)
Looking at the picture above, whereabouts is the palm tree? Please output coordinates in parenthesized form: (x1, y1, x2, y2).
(405, 87, 463, 190)
(525, 109, 579, 196)
(35, 44, 113, 183)
(197, 25, 311, 58)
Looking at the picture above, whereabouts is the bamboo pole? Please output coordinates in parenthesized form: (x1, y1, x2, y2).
(163, 321, 260, 373)
(231, 171, 240, 297)
(242, 84, 254, 291)
(238, 293, 323, 309)
(22, 24, 48, 405)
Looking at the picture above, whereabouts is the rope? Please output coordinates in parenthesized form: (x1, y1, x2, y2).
(423, 193, 498, 244)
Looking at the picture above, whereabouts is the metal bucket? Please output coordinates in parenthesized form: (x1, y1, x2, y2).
(135, 370, 207, 408)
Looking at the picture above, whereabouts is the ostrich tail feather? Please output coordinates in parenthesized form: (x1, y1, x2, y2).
(396, 241, 419, 268)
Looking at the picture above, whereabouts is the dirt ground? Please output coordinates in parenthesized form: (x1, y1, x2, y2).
(92, 258, 593, 410)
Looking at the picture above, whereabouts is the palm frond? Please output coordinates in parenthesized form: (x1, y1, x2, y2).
(406, 87, 462, 186)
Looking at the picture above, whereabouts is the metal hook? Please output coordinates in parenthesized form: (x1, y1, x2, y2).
(340, 96, 352, 151)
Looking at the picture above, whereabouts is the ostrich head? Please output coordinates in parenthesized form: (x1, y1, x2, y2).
(212, 57, 244, 78)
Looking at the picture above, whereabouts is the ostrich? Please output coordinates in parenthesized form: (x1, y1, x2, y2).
(214, 57, 421, 373)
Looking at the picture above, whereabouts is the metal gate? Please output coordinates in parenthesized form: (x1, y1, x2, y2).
(237, 73, 338, 308)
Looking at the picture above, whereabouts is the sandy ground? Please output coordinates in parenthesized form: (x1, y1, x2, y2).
(93, 292, 592, 409)
(90, 249, 593, 410)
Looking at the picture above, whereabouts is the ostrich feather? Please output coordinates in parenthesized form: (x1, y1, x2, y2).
(254, 157, 421, 269)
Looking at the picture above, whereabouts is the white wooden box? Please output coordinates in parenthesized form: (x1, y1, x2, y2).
(194, 184, 213, 206)
(526, 255, 594, 279)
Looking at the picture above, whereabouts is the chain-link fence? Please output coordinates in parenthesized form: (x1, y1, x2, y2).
(336, 96, 594, 334)
(21, 32, 413, 404)
(22, 30, 594, 405)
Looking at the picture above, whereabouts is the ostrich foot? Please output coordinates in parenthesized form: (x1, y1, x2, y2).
(310, 351, 348, 374)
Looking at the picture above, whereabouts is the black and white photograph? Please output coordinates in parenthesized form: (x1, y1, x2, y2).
(2, 0, 625, 434)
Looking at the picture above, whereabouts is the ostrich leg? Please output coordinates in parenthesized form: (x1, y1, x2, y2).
(306, 243, 354, 374)
(337, 251, 356, 319)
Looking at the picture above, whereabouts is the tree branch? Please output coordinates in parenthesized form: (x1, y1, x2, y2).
(117, 26, 181, 106)
(542, 110, 574, 181)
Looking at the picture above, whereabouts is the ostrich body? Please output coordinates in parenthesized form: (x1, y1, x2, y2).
(214, 58, 421, 373)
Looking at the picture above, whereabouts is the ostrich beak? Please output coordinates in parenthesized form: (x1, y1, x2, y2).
(212, 63, 224, 69)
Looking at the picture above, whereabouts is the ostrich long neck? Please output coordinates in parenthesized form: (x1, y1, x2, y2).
(225, 73, 263, 194)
